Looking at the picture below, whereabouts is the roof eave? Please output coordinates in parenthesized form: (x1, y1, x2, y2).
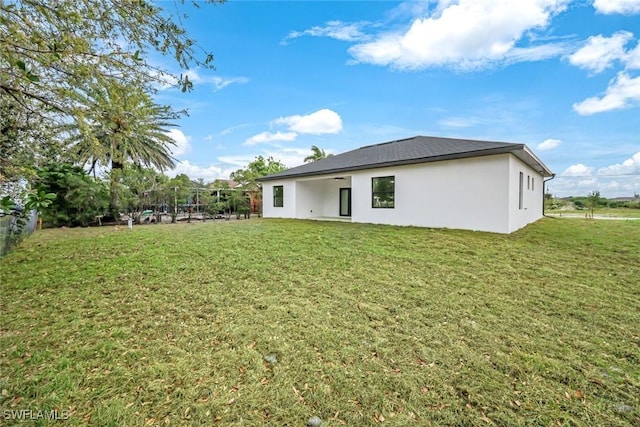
(516, 146, 554, 177)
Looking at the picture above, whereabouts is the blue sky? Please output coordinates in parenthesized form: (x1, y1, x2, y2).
(155, 0, 640, 197)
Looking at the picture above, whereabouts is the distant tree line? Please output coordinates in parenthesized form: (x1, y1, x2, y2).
(6, 155, 286, 228)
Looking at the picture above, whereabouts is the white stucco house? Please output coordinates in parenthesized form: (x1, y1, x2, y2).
(258, 136, 554, 234)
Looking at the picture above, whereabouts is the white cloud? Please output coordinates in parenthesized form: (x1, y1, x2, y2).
(568, 31, 640, 114)
(561, 163, 594, 176)
(218, 148, 310, 171)
(262, 147, 313, 168)
(626, 41, 640, 69)
(537, 138, 562, 151)
(550, 175, 640, 197)
(167, 160, 235, 183)
(283, 20, 370, 44)
(152, 70, 179, 90)
(219, 122, 255, 136)
(211, 76, 250, 92)
(438, 116, 480, 128)
(568, 31, 633, 73)
(183, 69, 201, 84)
(550, 153, 640, 197)
(156, 68, 248, 92)
(166, 129, 191, 157)
(203, 134, 214, 142)
(598, 151, 640, 175)
(348, 0, 570, 70)
(593, 0, 640, 15)
(573, 72, 640, 114)
(386, 0, 434, 21)
(152, 69, 201, 90)
(548, 176, 597, 196)
(216, 155, 257, 168)
(274, 109, 343, 135)
(505, 43, 571, 65)
(244, 131, 298, 146)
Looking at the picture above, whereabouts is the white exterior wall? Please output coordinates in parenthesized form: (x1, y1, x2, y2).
(262, 153, 545, 233)
(507, 156, 545, 233)
(295, 180, 324, 219)
(262, 180, 296, 218)
(350, 154, 511, 233)
(320, 177, 349, 217)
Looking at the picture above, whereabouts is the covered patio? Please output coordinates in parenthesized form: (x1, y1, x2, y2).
(294, 175, 352, 220)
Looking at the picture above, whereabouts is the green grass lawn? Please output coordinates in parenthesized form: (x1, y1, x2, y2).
(1, 218, 639, 426)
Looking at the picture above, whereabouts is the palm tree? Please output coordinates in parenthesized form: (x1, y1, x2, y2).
(68, 81, 179, 219)
(304, 145, 333, 163)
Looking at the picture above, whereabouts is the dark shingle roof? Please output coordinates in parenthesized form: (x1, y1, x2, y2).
(259, 135, 553, 181)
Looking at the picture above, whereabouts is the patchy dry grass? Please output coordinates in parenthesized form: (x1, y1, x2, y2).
(1, 218, 639, 426)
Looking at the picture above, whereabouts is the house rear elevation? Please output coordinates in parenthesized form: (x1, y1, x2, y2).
(258, 136, 554, 234)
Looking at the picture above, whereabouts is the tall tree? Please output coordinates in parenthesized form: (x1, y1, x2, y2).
(0, 96, 64, 196)
(117, 165, 168, 215)
(230, 156, 286, 214)
(304, 145, 333, 163)
(587, 190, 601, 219)
(0, 0, 221, 188)
(0, 0, 220, 116)
(164, 174, 193, 223)
(67, 81, 178, 218)
(230, 156, 286, 192)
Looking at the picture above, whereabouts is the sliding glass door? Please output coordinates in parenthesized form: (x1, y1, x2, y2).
(339, 188, 351, 217)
